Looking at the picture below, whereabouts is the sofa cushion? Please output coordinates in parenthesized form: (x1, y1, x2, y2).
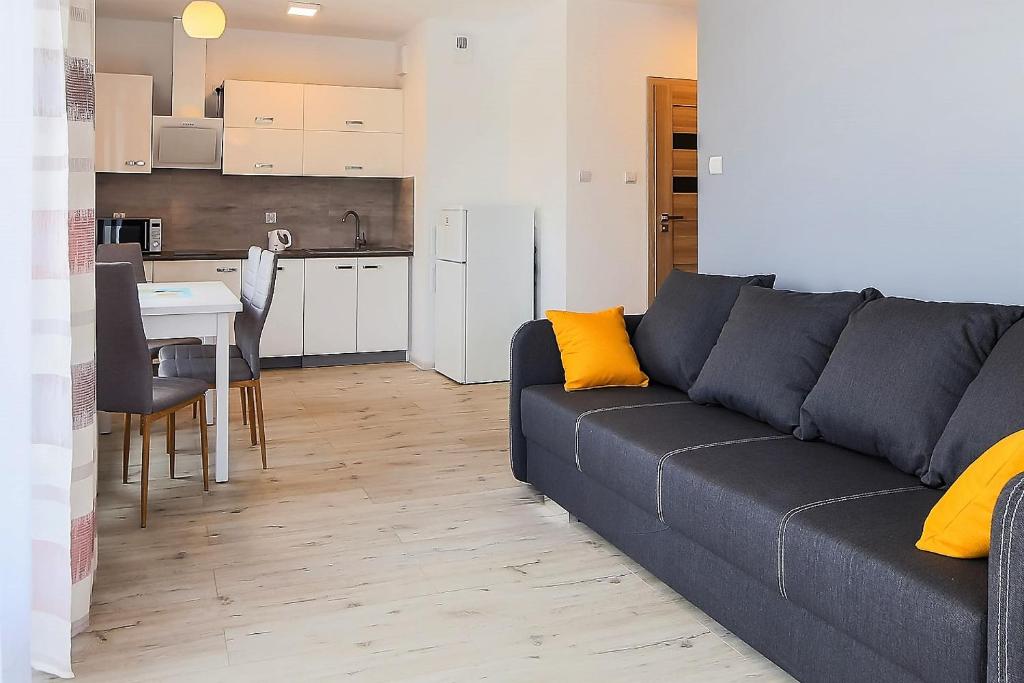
(925, 320, 1024, 488)
(632, 271, 775, 392)
(798, 297, 1024, 477)
(657, 437, 988, 683)
(575, 402, 785, 516)
(689, 287, 879, 433)
(519, 383, 689, 465)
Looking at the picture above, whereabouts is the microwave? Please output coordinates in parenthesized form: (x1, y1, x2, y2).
(97, 217, 162, 253)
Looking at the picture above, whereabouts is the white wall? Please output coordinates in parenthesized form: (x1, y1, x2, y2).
(699, 0, 1024, 304)
(565, 0, 697, 313)
(95, 18, 400, 116)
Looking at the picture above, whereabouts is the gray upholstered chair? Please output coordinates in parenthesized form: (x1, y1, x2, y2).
(95, 262, 211, 528)
(95, 243, 202, 359)
(158, 248, 279, 468)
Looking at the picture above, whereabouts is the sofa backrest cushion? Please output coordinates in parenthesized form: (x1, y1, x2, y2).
(633, 270, 776, 392)
(923, 320, 1024, 488)
(797, 297, 1024, 477)
(689, 286, 880, 433)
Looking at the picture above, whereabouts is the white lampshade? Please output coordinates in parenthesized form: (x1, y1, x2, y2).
(182, 1, 226, 39)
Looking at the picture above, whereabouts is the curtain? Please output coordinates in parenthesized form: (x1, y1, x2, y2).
(31, 0, 97, 677)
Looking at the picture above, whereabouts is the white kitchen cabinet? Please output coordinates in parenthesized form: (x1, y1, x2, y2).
(223, 128, 303, 176)
(303, 258, 358, 355)
(260, 259, 305, 358)
(223, 80, 304, 130)
(151, 259, 242, 343)
(304, 85, 403, 133)
(95, 73, 153, 173)
(302, 131, 403, 178)
(356, 257, 409, 352)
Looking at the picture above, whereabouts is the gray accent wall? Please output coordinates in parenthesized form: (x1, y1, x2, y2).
(698, 1, 1024, 304)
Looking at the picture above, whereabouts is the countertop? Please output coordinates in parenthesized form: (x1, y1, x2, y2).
(145, 247, 413, 261)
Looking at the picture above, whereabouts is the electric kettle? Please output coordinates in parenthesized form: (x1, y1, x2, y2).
(268, 229, 293, 252)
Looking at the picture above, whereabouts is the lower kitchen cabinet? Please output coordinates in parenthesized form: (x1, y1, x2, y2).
(260, 259, 305, 357)
(356, 258, 409, 352)
(303, 258, 358, 355)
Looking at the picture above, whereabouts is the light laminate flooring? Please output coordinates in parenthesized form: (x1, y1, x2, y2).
(39, 363, 792, 682)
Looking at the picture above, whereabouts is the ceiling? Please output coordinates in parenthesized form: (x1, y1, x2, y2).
(96, 0, 696, 41)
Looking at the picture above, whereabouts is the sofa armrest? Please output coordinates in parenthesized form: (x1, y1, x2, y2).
(990, 473, 1024, 683)
(509, 319, 565, 482)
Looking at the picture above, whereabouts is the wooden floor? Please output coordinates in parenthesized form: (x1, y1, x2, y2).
(42, 363, 792, 682)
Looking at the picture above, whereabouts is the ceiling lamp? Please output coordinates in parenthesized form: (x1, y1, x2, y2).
(182, 1, 226, 39)
(287, 2, 321, 17)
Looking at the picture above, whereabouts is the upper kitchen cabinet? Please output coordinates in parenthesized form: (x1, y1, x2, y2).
(223, 128, 303, 176)
(304, 85, 403, 133)
(223, 80, 304, 130)
(95, 73, 153, 173)
(302, 131, 403, 178)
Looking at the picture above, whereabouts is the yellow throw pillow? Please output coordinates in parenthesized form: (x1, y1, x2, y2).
(546, 307, 649, 392)
(917, 429, 1024, 558)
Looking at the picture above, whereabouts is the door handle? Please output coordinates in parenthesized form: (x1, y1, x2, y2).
(255, 116, 275, 124)
(335, 265, 354, 270)
(216, 267, 238, 273)
(345, 165, 364, 171)
(345, 120, 365, 126)
(361, 265, 380, 270)
(254, 162, 274, 169)
(659, 213, 687, 232)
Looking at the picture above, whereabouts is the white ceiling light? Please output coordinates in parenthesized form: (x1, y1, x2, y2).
(287, 2, 321, 17)
(181, 1, 226, 38)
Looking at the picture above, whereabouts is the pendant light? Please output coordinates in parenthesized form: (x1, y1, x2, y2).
(182, 1, 226, 39)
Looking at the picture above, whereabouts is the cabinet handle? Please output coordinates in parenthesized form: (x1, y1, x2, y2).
(361, 265, 380, 270)
(216, 267, 238, 273)
(276, 266, 285, 271)
(124, 160, 146, 166)
(345, 165, 364, 171)
(335, 265, 354, 270)
(255, 116, 275, 124)
(345, 120, 365, 126)
(254, 162, 274, 169)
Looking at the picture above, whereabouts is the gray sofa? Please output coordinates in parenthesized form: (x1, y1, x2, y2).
(509, 271, 1024, 683)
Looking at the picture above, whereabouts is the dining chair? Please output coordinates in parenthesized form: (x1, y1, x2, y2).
(95, 243, 202, 358)
(158, 248, 279, 468)
(95, 262, 211, 527)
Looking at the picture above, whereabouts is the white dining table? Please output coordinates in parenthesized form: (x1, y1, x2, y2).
(138, 281, 242, 483)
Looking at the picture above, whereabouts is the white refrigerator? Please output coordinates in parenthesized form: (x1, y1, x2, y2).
(434, 206, 535, 384)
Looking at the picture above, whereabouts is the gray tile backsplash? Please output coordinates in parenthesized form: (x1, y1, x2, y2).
(96, 170, 414, 251)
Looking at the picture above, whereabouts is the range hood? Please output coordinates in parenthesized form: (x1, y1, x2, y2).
(152, 18, 223, 169)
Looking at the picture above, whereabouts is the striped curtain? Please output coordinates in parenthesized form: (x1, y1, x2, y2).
(32, 0, 97, 677)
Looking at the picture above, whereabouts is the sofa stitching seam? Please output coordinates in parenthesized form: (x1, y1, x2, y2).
(776, 485, 926, 600)
(1000, 479, 1024, 683)
(573, 401, 693, 471)
(655, 434, 792, 522)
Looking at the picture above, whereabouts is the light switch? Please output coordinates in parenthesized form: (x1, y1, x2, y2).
(579, 170, 592, 183)
(709, 156, 724, 175)
(624, 171, 638, 184)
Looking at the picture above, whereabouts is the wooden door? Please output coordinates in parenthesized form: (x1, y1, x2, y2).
(222, 80, 304, 130)
(302, 258, 358, 355)
(356, 257, 409, 352)
(648, 77, 698, 300)
(95, 73, 153, 173)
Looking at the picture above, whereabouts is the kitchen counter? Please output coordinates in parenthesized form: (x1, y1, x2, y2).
(145, 247, 413, 261)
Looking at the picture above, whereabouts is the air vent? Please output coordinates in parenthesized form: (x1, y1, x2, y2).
(455, 35, 469, 50)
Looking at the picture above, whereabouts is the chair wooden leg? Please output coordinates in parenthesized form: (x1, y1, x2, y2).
(122, 413, 132, 484)
(141, 416, 151, 528)
(198, 398, 210, 492)
(254, 380, 268, 469)
(240, 386, 248, 425)
(247, 385, 258, 446)
(168, 411, 176, 478)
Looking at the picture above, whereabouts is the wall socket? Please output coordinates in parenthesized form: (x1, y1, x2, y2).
(265, 212, 277, 224)
(113, 212, 126, 219)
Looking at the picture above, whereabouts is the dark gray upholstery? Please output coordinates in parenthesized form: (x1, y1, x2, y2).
(527, 442, 929, 683)
(798, 297, 1024, 477)
(690, 287, 879, 432)
(96, 263, 207, 415)
(990, 473, 1024, 683)
(158, 247, 278, 384)
(157, 345, 254, 383)
(96, 243, 202, 356)
(926, 321, 1024, 487)
(96, 243, 146, 283)
(510, 313, 1021, 683)
(509, 315, 643, 481)
(632, 270, 775, 392)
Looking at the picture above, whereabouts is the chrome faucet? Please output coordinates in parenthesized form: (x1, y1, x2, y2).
(341, 210, 366, 250)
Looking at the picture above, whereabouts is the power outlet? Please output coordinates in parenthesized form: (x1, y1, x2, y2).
(265, 212, 277, 224)
(113, 212, 126, 219)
